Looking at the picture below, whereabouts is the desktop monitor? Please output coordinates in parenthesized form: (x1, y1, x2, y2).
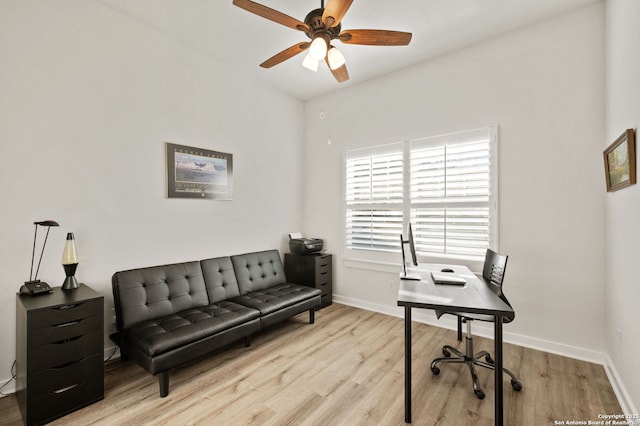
(400, 223, 420, 280)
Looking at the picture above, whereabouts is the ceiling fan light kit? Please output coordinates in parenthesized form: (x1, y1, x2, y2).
(302, 53, 320, 71)
(327, 46, 345, 70)
(309, 35, 329, 60)
(232, 0, 412, 83)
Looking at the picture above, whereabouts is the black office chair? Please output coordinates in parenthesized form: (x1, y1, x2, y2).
(430, 249, 523, 399)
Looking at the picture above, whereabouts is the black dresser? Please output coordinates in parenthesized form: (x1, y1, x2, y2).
(284, 253, 332, 309)
(16, 284, 104, 425)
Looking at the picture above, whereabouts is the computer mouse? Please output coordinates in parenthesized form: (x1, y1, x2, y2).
(440, 268, 454, 273)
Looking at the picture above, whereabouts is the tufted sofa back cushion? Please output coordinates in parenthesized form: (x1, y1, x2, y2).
(200, 256, 241, 303)
(230, 250, 286, 294)
(112, 261, 209, 330)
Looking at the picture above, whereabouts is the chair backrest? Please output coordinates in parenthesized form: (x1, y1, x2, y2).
(482, 248, 508, 299)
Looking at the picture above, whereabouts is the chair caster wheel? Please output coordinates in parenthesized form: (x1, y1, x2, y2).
(474, 389, 485, 399)
(485, 354, 494, 364)
(431, 366, 440, 375)
(511, 379, 523, 391)
(443, 348, 451, 357)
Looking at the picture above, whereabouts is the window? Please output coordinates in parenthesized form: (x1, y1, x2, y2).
(344, 127, 498, 267)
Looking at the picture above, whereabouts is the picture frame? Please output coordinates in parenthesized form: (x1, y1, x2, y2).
(166, 142, 233, 200)
(603, 129, 636, 192)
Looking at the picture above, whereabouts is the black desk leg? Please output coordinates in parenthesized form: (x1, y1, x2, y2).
(494, 315, 504, 426)
(405, 306, 412, 423)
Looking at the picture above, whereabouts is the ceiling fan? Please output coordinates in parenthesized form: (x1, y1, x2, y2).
(232, 0, 412, 83)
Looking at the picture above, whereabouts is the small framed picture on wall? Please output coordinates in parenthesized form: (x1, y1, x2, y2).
(603, 128, 636, 192)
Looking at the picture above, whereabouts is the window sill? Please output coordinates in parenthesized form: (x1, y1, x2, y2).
(343, 254, 484, 275)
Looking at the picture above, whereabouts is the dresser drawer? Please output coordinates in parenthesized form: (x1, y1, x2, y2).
(30, 371, 103, 425)
(30, 315, 101, 347)
(315, 267, 331, 287)
(318, 280, 332, 297)
(316, 255, 331, 267)
(315, 262, 332, 285)
(30, 353, 103, 399)
(31, 330, 102, 371)
(30, 299, 102, 328)
(320, 293, 332, 308)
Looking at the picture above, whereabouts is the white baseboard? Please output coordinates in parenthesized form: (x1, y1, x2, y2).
(333, 295, 605, 362)
(602, 354, 638, 417)
(333, 295, 635, 415)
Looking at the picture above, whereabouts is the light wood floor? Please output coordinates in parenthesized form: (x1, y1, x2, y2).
(0, 303, 622, 425)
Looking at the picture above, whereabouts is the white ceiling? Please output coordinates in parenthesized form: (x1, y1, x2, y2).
(96, 0, 596, 100)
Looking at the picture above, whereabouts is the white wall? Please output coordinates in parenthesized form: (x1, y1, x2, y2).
(605, 0, 640, 415)
(0, 0, 304, 390)
(303, 3, 605, 356)
(4, 0, 633, 412)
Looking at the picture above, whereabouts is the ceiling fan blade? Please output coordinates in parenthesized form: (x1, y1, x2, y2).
(322, 0, 353, 28)
(233, 0, 309, 32)
(325, 57, 349, 83)
(339, 29, 412, 46)
(260, 42, 310, 68)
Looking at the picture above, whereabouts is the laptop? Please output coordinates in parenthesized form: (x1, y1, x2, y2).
(430, 272, 467, 286)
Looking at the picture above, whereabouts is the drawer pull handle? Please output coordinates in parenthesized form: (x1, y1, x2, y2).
(53, 383, 82, 394)
(56, 303, 80, 310)
(320, 272, 328, 275)
(52, 359, 83, 370)
(54, 320, 81, 328)
(53, 335, 82, 345)
(320, 263, 328, 267)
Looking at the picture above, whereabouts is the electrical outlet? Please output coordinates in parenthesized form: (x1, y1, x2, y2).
(111, 307, 117, 325)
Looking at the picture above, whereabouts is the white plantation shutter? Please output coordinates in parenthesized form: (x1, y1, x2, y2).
(345, 144, 404, 252)
(410, 135, 491, 258)
(344, 127, 497, 265)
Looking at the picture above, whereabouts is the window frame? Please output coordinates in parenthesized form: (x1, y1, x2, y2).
(343, 126, 498, 273)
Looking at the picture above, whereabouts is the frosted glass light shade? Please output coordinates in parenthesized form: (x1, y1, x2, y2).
(302, 53, 320, 71)
(327, 47, 345, 70)
(309, 36, 328, 60)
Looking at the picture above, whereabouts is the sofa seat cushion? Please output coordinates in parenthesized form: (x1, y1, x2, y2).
(230, 283, 321, 316)
(122, 301, 259, 356)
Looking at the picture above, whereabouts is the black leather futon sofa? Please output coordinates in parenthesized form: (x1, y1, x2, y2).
(110, 249, 321, 397)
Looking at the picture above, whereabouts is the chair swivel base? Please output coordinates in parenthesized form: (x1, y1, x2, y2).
(431, 339, 523, 399)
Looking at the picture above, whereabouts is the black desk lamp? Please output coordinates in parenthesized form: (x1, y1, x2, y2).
(22, 220, 59, 295)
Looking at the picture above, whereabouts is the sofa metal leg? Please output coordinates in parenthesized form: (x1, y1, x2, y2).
(310, 308, 315, 324)
(245, 335, 252, 347)
(159, 371, 169, 397)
